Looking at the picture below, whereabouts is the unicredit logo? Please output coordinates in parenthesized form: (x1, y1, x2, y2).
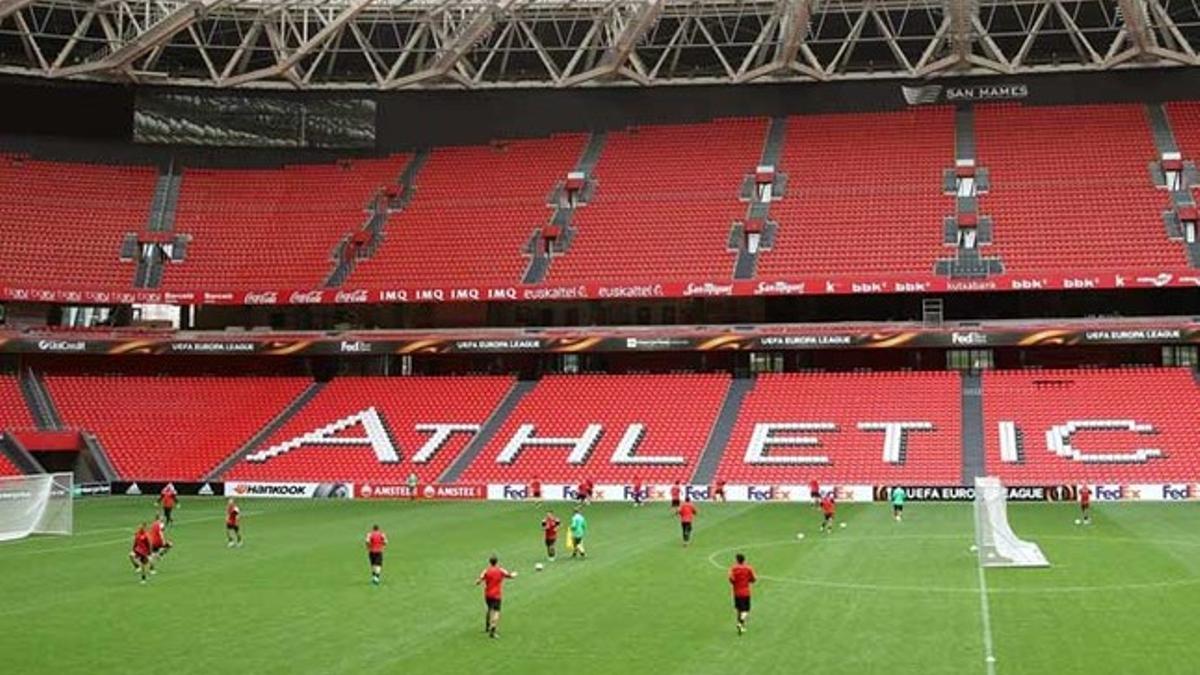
(37, 340, 85, 352)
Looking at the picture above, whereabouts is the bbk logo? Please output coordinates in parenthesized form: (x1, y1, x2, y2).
(502, 485, 529, 500)
(1062, 278, 1098, 289)
(851, 282, 886, 294)
(1010, 279, 1045, 290)
(894, 282, 930, 293)
(685, 485, 710, 502)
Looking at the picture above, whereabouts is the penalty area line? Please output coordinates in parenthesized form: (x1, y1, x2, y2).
(977, 562, 997, 675)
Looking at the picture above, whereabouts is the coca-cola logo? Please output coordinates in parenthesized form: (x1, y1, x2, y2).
(683, 282, 734, 297)
(243, 291, 279, 305)
(753, 281, 805, 295)
(334, 289, 369, 303)
(289, 290, 325, 304)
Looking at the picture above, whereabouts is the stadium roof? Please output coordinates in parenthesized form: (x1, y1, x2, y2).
(0, 0, 1198, 90)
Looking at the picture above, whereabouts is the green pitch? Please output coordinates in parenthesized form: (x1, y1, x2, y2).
(1, 498, 1198, 675)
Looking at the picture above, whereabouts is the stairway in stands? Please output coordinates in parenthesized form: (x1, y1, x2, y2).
(730, 118, 787, 279)
(522, 133, 607, 283)
(936, 105, 1004, 278)
(132, 161, 188, 289)
(326, 151, 429, 287)
(1148, 103, 1200, 266)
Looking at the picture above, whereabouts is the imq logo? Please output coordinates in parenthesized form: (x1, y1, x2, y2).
(902, 83, 1029, 106)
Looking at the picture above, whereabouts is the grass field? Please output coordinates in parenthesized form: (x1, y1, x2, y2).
(1, 497, 1198, 674)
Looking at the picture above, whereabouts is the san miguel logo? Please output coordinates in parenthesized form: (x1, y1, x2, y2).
(902, 83, 1028, 106)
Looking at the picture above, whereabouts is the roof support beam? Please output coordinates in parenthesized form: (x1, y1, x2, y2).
(0, 0, 34, 22)
(948, 0, 974, 65)
(382, 0, 514, 89)
(736, 0, 815, 83)
(54, 0, 233, 78)
(560, 0, 662, 87)
(222, 0, 376, 87)
(1116, 0, 1158, 58)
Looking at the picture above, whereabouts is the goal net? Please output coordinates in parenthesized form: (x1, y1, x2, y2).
(0, 472, 73, 543)
(974, 476, 1049, 568)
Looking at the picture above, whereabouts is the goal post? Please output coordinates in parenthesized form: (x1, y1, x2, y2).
(974, 476, 1049, 568)
(0, 472, 73, 543)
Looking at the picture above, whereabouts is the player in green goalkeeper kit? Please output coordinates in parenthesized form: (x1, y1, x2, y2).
(570, 508, 588, 559)
(891, 486, 906, 522)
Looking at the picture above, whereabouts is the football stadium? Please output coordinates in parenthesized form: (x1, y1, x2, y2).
(3, 0, 1200, 672)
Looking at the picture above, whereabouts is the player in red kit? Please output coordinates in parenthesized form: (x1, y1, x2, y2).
(528, 478, 542, 507)
(225, 498, 243, 547)
(678, 497, 698, 547)
(365, 525, 388, 585)
(147, 514, 171, 572)
(728, 553, 757, 635)
(670, 480, 682, 510)
(157, 484, 177, 527)
(632, 477, 644, 508)
(1079, 485, 1092, 525)
(541, 510, 561, 561)
(819, 492, 836, 533)
(809, 479, 820, 507)
(129, 523, 152, 584)
(711, 478, 727, 502)
(476, 555, 517, 638)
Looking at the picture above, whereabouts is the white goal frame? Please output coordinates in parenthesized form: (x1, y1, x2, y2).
(0, 472, 73, 543)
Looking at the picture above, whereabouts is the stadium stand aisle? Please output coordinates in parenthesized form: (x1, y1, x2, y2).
(975, 103, 1184, 271)
(164, 156, 408, 290)
(549, 118, 767, 283)
(760, 107, 955, 277)
(0, 156, 156, 288)
(351, 136, 585, 288)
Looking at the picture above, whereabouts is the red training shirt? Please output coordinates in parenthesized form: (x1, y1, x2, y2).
(366, 530, 387, 553)
(542, 517, 560, 540)
(810, 480, 820, 494)
(226, 504, 240, 526)
(670, 484, 681, 499)
(729, 563, 757, 598)
(160, 487, 176, 509)
(132, 530, 151, 557)
(480, 566, 511, 600)
(1080, 486, 1092, 505)
(149, 521, 164, 547)
(821, 495, 835, 515)
(679, 503, 697, 523)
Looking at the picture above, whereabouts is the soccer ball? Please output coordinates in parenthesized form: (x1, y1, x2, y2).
(839, 522, 847, 529)
(534, 563, 544, 572)
(796, 532, 805, 540)
(969, 545, 978, 553)
(1074, 519, 1082, 525)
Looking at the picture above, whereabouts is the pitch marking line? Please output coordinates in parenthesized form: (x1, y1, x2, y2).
(704, 535, 1200, 595)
